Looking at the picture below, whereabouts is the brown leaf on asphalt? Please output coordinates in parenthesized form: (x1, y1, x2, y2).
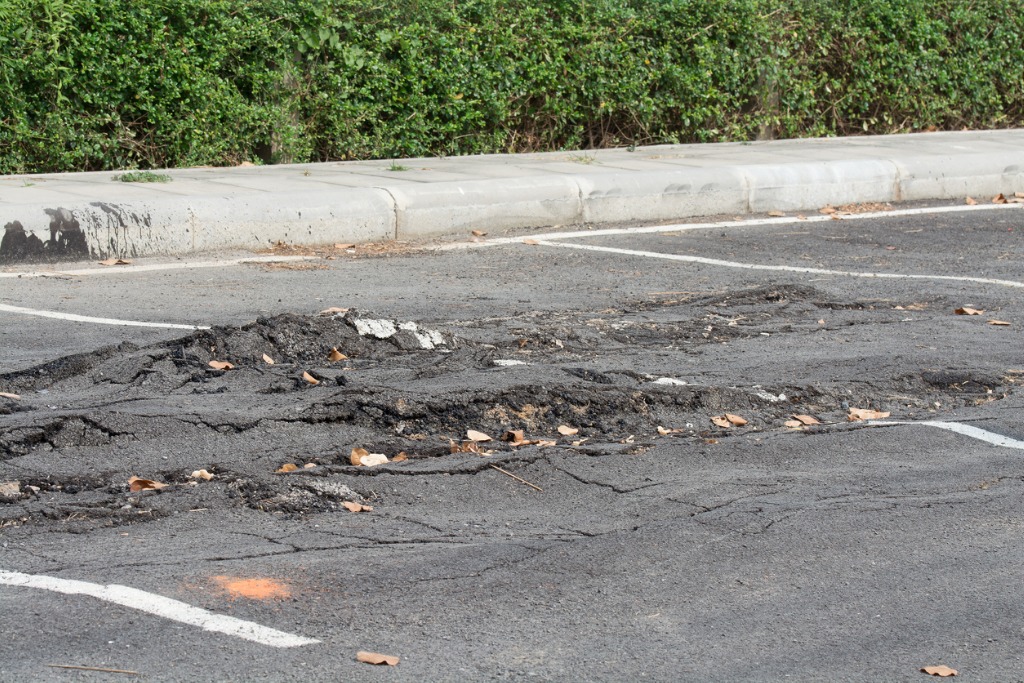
(328, 348, 347, 362)
(785, 420, 804, 428)
(190, 469, 214, 481)
(356, 651, 399, 666)
(711, 415, 732, 428)
(657, 425, 684, 435)
(965, 196, 977, 205)
(988, 319, 1012, 326)
(342, 501, 373, 513)
(466, 429, 492, 442)
(391, 452, 408, 462)
(502, 429, 526, 444)
(208, 360, 234, 370)
(334, 243, 355, 250)
(471, 230, 487, 237)
(349, 448, 369, 466)
(557, 425, 579, 436)
(128, 476, 167, 492)
(303, 462, 317, 469)
(98, 258, 131, 266)
(0, 392, 20, 400)
(848, 407, 890, 421)
(921, 665, 958, 677)
(819, 205, 837, 215)
(522, 239, 540, 245)
(792, 414, 820, 425)
(261, 354, 275, 365)
(319, 307, 349, 316)
(955, 307, 984, 315)
(725, 413, 748, 426)
(711, 414, 748, 428)
(302, 371, 320, 385)
(350, 448, 388, 466)
(276, 463, 299, 473)
(992, 193, 1008, 204)
(535, 439, 557, 448)
(767, 210, 785, 217)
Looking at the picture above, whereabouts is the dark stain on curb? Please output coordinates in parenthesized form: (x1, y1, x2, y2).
(1, 204, 152, 263)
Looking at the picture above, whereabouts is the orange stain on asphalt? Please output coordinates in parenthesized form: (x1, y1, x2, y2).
(211, 576, 292, 600)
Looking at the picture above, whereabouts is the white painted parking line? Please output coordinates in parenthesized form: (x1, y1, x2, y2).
(0, 303, 210, 330)
(870, 421, 1024, 450)
(536, 241, 1024, 290)
(0, 255, 315, 279)
(0, 569, 320, 648)
(441, 202, 1022, 250)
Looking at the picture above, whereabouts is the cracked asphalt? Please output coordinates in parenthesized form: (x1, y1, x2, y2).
(2, 203, 1024, 681)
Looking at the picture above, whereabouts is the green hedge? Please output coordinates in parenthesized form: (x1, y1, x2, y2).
(1, 0, 1022, 174)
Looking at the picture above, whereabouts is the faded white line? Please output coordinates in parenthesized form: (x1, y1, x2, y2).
(869, 420, 1024, 450)
(440, 202, 1022, 250)
(0, 569, 319, 648)
(0, 255, 315, 279)
(537, 241, 1024, 289)
(0, 303, 209, 330)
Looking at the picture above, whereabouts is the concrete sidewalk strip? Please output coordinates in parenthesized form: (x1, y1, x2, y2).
(1, 130, 1022, 261)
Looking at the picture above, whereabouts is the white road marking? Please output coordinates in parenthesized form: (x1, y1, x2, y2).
(870, 421, 1024, 450)
(0, 569, 320, 648)
(0, 255, 314, 279)
(536, 241, 1024, 289)
(441, 202, 1022, 250)
(0, 303, 209, 330)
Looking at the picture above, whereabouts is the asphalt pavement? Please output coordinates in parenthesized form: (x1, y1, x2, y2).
(2, 200, 1024, 681)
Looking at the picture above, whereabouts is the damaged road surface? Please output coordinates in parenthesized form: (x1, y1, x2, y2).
(2, 204, 1024, 681)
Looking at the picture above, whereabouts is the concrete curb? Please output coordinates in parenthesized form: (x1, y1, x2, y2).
(1, 130, 1022, 262)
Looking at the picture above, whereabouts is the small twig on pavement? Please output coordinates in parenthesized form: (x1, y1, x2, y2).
(490, 464, 543, 491)
(47, 664, 141, 676)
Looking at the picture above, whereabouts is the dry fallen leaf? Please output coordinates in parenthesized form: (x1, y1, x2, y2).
(557, 425, 579, 436)
(276, 463, 299, 473)
(792, 414, 820, 425)
(965, 196, 977, 205)
(712, 414, 748, 428)
(0, 481, 22, 498)
(503, 429, 526, 444)
(992, 193, 1008, 204)
(535, 439, 557, 448)
(190, 469, 214, 481)
(261, 354, 275, 365)
(356, 651, 399, 666)
(360, 453, 389, 467)
(302, 371, 320, 385)
(657, 426, 684, 435)
(921, 665, 958, 677)
(342, 501, 373, 513)
(98, 258, 131, 266)
(334, 243, 355, 250)
(471, 230, 486, 237)
(128, 476, 167, 492)
(328, 348, 347, 362)
(988, 320, 1011, 326)
(319, 307, 349, 316)
(208, 360, 234, 370)
(848, 407, 890, 421)
(350, 447, 388, 466)
(391, 452, 408, 462)
(303, 462, 317, 469)
(954, 307, 984, 316)
(0, 392, 20, 400)
(819, 205, 837, 215)
(349, 448, 369, 466)
(767, 210, 785, 217)
(466, 429, 492, 442)
(522, 239, 540, 245)
(784, 420, 804, 428)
